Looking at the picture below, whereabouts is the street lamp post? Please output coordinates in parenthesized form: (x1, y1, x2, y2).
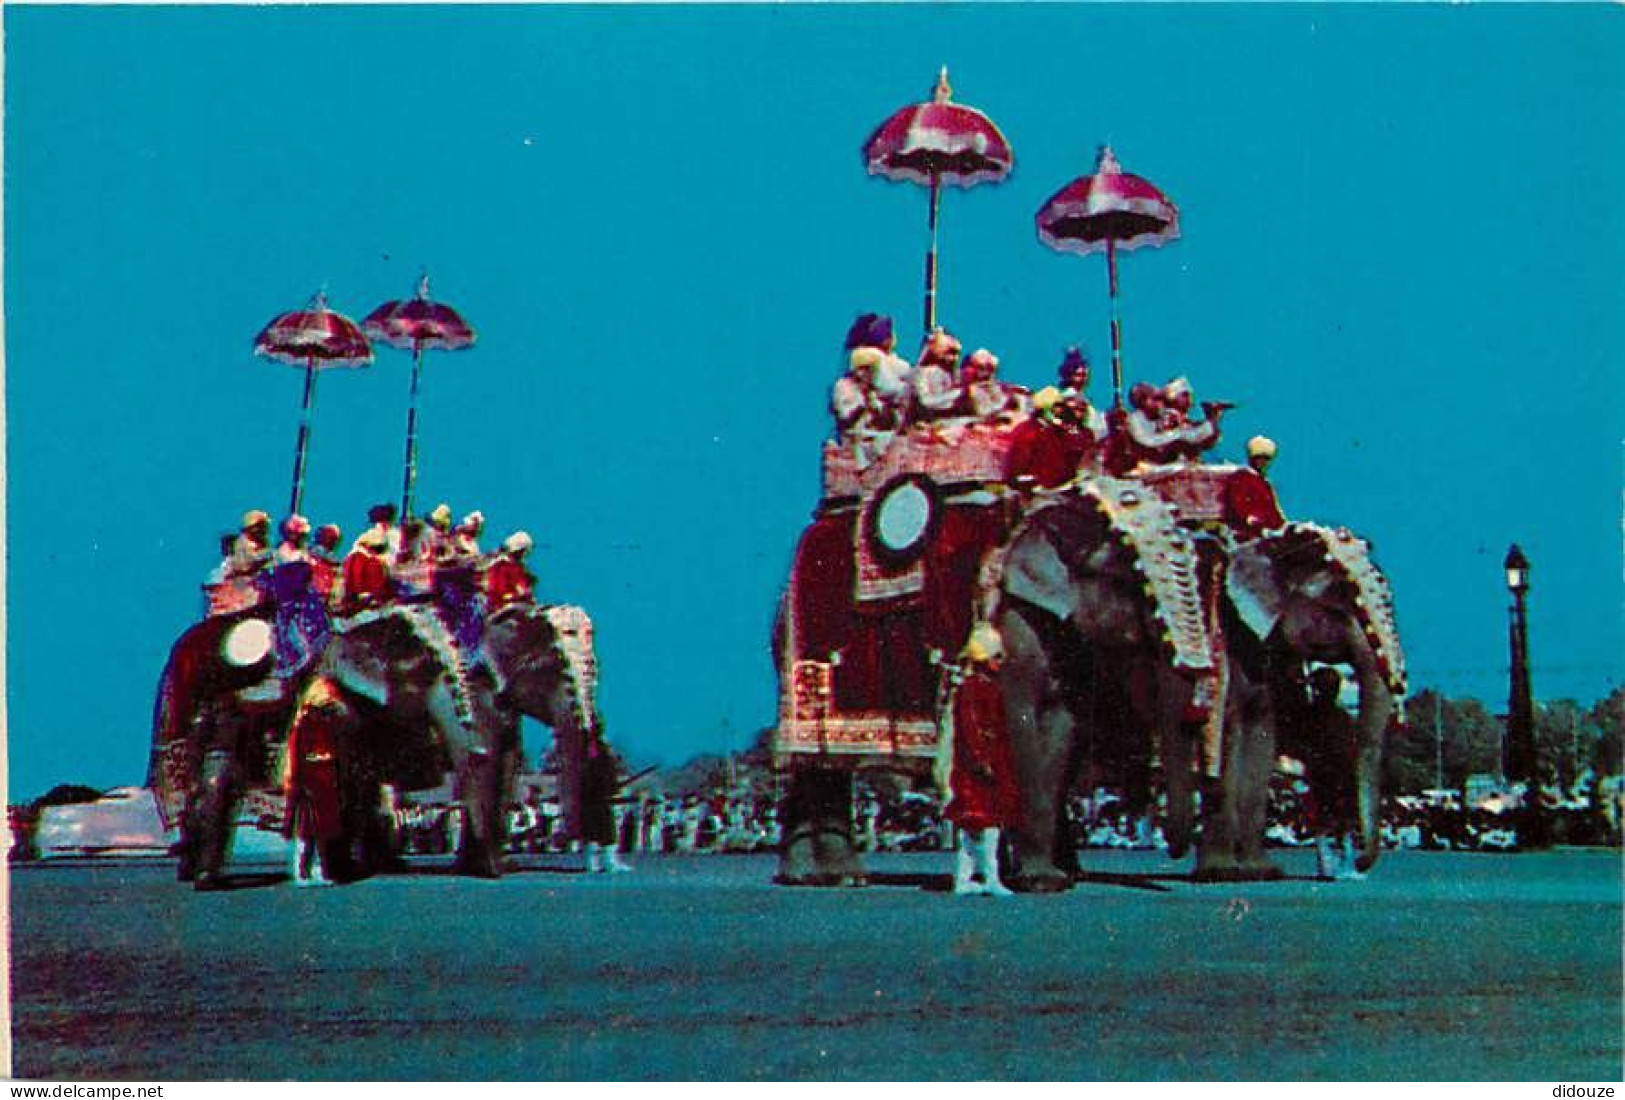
(1503, 544, 1541, 843)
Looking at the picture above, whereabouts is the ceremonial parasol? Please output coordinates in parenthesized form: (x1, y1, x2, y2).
(362, 274, 477, 520)
(1036, 146, 1180, 408)
(864, 67, 1013, 335)
(252, 290, 373, 517)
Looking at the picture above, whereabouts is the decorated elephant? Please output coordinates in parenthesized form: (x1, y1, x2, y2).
(478, 601, 601, 853)
(989, 478, 1217, 891)
(150, 604, 486, 889)
(1196, 522, 1406, 881)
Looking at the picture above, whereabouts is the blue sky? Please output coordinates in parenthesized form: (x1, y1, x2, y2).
(6, 4, 1622, 800)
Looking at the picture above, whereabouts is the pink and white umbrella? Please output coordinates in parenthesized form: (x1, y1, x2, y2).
(362, 274, 477, 520)
(253, 290, 373, 517)
(1036, 146, 1180, 407)
(864, 67, 1013, 335)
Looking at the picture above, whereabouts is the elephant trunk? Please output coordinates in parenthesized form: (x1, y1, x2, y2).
(553, 690, 589, 840)
(1350, 638, 1393, 873)
(1157, 665, 1199, 860)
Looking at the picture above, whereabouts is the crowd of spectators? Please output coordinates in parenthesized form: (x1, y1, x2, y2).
(383, 772, 1620, 859)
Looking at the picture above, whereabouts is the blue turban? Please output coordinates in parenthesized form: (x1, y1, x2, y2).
(844, 312, 894, 351)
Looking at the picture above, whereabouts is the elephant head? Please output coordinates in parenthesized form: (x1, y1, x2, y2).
(1212, 522, 1406, 877)
(480, 602, 599, 838)
(992, 479, 1216, 890)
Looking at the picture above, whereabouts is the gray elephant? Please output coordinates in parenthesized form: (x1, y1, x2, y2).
(150, 605, 484, 890)
(478, 601, 601, 857)
(990, 480, 1218, 891)
(1196, 522, 1406, 881)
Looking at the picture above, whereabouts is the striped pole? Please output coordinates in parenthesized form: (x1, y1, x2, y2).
(923, 172, 942, 335)
(1107, 237, 1124, 410)
(399, 340, 425, 521)
(288, 358, 318, 517)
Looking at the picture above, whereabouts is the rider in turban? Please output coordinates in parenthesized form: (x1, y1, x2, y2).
(485, 531, 538, 610)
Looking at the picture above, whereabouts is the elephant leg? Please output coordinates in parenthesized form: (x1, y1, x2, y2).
(777, 768, 863, 886)
(1197, 657, 1283, 882)
(1195, 676, 1247, 881)
(1154, 665, 1199, 860)
(1008, 697, 1076, 894)
(1229, 714, 1284, 880)
(190, 749, 238, 892)
(452, 748, 503, 879)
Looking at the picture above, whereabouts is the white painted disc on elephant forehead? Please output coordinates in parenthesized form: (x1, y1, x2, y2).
(876, 481, 932, 552)
(222, 618, 272, 667)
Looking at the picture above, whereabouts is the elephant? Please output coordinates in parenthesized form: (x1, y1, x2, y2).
(1195, 522, 1406, 881)
(150, 604, 485, 890)
(477, 601, 601, 856)
(989, 482, 1216, 892)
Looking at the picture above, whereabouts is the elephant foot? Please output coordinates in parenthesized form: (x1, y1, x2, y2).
(453, 853, 502, 880)
(1009, 870, 1071, 894)
(193, 871, 227, 893)
(773, 871, 844, 888)
(1191, 861, 1283, 883)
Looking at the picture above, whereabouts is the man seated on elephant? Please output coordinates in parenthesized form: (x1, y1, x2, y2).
(843, 311, 913, 410)
(229, 510, 274, 579)
(1223, 435, 1287, 540)
(337, 529, 394, 616)
(485, 531, 537, 610)
(203, 531, 250, 616)
(355, 503, 401, 564)
(431, 527, 495, 663)
(940, 624, 1019, 897)
(453, 511, 485, 559)
(1056, 346, 1108, 443)
(425, 504, 456, 560)
(1102, 382, 1172, 473)
(1159, 376, 1230, 461)
(310, 524, 343, 604)
(959, 348, 1028, 425)
(908, 329, 964, 425)
(830, 346, 899, 463)
(392, 518, 436, 602)
(267, 515, 330, 679)
(1006, 386, 1097, 490)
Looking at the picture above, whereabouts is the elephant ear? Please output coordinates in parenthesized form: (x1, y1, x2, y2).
(1226, 539, 1284, 642)
(1001, 514, 1084, 624)
(324, 624, 393, 710)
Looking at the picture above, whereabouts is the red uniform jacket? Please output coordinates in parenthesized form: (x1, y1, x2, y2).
(310, 554, 339, 602)
(1006, 418, 1095, 489)
(946, 669, 1022, 830)
(282, 702, 344, 841)
(340, 551, 392, 615)
(1223, 468, 1286, 539)
(485, 558, 536, 608)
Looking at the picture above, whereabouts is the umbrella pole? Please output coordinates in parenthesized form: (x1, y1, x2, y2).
(923, 172, 942, 335)
(1107, 237, 1124, 409)
(400, 341, 425, 521)
(289, 358, 318, 517)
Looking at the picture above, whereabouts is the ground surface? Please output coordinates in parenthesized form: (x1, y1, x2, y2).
(9, 847, 1623, 1081)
